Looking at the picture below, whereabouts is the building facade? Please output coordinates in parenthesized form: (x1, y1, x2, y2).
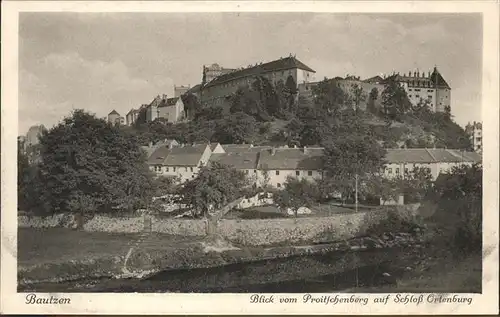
(200, 56, 316, 107)
(107, 110, 124, 125)
(174, 85, 191, 98)
(465, 121, 482, 154)
(125, 109, 139, 126)
(145, 95, 187, 124)
(383, 148, 481, 181)
(204, 63, 237, 84)
(25, 125, 46, 148)
(382, 67, 451, 112)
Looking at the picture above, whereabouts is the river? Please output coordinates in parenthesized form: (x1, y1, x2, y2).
(19, 248, 409, 293)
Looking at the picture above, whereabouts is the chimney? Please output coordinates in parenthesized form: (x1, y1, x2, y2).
(413, 71, 416, 77)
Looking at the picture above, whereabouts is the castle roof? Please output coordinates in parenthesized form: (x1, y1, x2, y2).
(430, 67, 451, 89)
(205, 56, 315, 88)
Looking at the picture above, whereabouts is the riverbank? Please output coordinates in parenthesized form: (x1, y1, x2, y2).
(18, 227, 428, 291)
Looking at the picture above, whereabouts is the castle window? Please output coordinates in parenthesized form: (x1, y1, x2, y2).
(173, 167, 176, 172)
(409, 88, 413, 91)
(409, 95, 412, 98)
(308, 171, 313, 176)
(296, 171, 300, 176)
(387, 168, 392, 174)
(428, 95, 432, 99)
(276, 170, 280, 175)
(396, 168, 400, 174)
(190, 167, 194, 172)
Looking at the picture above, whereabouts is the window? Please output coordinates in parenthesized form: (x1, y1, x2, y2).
(190, 167, 194, 172)
(415, 88, 421, 92)
(296, 171, 300, 176)
(396, 168, 400, 174)
(306, 86, 309, 91)
(277, 183, 281, 188)
(192, 175, 195, 178)
(166, 167, 169, 172)
(409, 88, 413, 91)
(254, 170, 257, 174)
(409, 95, 412, 98)
(308, 171, 313, 176)
(404, 168, 409, 174)
(173, 167, 176, 172)
(387, 168, 392, 174)
(276, 170, 280, 175)
(246, 170, 250, 175)
(416, 95, 420, 98)
(428, 89, 434, 92)
(185, 167, 188, 172)
(428, 95, 432, 99)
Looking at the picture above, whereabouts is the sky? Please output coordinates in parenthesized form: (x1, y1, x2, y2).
(19, 12, 482, 135)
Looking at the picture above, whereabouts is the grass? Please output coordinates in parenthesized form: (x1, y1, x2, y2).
(18, 228, 200, 267)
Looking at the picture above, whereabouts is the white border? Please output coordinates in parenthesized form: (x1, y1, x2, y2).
(1, 1, 499, 315)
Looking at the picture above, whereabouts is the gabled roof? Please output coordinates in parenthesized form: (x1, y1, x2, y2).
(430, 67, 451, 89)
(385, 148, 481, 164)
(209, 152, 259, 170)
(147, 144, 209, 167)
(209, 143, 221, 151)
(147, 146, 172, 165)
(166, 144, 209, 166)
(221, 144, 254, 153)
(257, 147, 324, 170)
(126, 108, 138, 116)
(108, 109, 120, 116)
(157, 97, 180, 108)
(205, 56, 315, 88)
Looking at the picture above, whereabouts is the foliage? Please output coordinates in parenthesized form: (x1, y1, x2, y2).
(321, 125, 387, 203)
(367, 87, 379, 114)
(348, 83, 367, 110)
(381, 77, 412, 122)
(177, 162, 249, 218)
(273, 176, 320, 217)
(181, 93, 202, 120)
(212, 112, 258, 144)
(312, 78, 348, 114)
(18, 143, 43, 212)
(36, 109, 154, 215)
(432, 163, 482, 254)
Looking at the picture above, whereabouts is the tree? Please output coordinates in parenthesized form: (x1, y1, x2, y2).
(367, 87, 379, 114)
(178, 162, 249, 220)
(212, 112, 257, 144)
(181, 93, 202, 120)
(381, 77, 412, 121)
(432, 163, 482, 254)
(322, 132, 387, 204)
(313, 79, 348, 114)
(273, 176, 320, 218)
(18, 140, 42, 212)
(349, 83, 367, 111)
(37, 109, 154, 216)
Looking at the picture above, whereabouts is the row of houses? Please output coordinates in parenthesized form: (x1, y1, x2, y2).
(107, 92, 188, 126)
(146, 142, 481, 188)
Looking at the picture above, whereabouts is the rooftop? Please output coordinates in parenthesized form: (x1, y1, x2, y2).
(209, 152, 260, 170)
(147, 144, 209, 166)
(385, 148, 481, 164)
(205, 56, 316, 88)
(257, 147, 325, 170)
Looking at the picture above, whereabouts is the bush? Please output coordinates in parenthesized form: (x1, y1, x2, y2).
(365, 208, 424, 236)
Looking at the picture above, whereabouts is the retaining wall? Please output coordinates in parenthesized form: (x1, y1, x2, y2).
(18, 209, 392, 246)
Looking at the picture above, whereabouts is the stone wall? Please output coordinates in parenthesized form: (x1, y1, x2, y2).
(18, 210, 390, 246)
